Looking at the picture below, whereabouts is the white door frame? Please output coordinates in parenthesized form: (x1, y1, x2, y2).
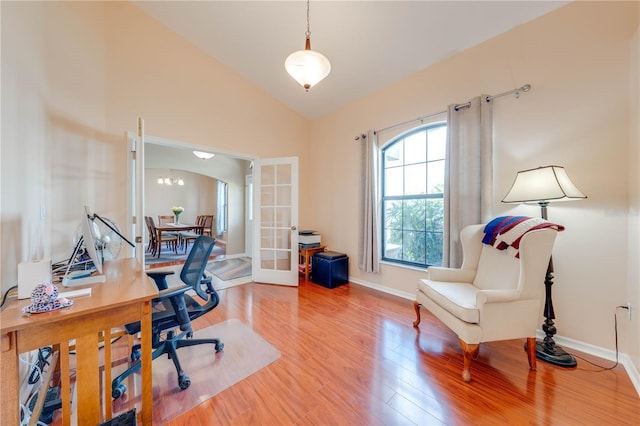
(252, 157, 299, 286)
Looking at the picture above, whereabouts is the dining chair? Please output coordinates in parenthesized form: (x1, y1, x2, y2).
(158, 215, 176, 225)
(201, 214, 214, 237)
(148, 216, 178, 256)
(179, 215, 205, 252)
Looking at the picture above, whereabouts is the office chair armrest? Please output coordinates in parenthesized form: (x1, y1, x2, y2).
(155, 284, 190, 301)
(155, 284, 192, 332)
(147, 270, 176, 291)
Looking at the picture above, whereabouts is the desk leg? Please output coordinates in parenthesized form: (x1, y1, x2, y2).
(1, 332, 19, 425)
(75, 332, 101, 424)
(140, 300, 153, 425)
(104, 329, 113, 421)
(60, 341, 71, 426)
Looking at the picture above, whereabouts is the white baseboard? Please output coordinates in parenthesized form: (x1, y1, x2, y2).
(547, 333, 640, 397)
(349, 275, 640, 397)
(348, 276, 415, 300)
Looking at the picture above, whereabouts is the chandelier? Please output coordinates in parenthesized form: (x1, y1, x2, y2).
(284, 0, 331, 91)
(157, 176, 184, 186)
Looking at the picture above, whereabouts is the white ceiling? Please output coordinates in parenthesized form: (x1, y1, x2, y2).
(133, 1, 568, 119)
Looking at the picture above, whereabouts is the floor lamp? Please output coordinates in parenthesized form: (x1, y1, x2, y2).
(502, 165, 587, 367)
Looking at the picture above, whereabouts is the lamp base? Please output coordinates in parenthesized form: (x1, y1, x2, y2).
(535, 340, 577, 367)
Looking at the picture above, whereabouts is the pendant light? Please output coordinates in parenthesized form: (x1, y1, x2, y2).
(284, 0, 331, 91)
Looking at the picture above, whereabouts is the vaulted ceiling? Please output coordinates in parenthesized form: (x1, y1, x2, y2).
(134, 1, 568, 119)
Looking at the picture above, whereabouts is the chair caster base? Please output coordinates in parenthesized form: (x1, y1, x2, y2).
(112, 384, 127, 399)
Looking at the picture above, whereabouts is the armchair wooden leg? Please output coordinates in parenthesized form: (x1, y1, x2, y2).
(526, 337, 537, 371)
(459, 339, 479, 382)
(413, 301, 422, 327)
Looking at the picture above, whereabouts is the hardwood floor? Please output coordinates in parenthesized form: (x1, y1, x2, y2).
(161, 278, 639, 425)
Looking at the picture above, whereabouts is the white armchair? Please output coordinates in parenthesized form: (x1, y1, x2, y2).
(413, 223, 559, 382)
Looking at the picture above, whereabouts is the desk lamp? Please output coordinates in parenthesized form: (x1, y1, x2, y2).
(502, 165, 587, 367)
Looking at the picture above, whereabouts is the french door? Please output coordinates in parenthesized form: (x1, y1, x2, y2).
(252, 157, 299, 286)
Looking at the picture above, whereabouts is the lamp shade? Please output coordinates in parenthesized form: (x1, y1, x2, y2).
(285, 46, 331, 91)
(502, 165, 587, 203)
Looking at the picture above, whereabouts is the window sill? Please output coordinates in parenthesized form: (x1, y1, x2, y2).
(379, 259, 428, 273)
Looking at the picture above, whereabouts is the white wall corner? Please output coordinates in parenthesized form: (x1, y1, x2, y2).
(538, 332, 640, 397)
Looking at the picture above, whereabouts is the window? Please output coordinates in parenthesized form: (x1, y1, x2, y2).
(381, 124, 446, 268)
(217, 181, 228, 235)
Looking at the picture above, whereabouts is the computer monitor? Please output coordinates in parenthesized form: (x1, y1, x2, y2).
(62, 206, 107, 287)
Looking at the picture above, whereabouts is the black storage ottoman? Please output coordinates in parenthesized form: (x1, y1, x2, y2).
(311, 251, 348, 288)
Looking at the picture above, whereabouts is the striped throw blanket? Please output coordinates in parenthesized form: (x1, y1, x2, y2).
(482, 216, 565, 257)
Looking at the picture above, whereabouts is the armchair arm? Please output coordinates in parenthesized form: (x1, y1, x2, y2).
(427, 267, 476, 283)
(476, 289, 521, 306)
(155, 284, 192, 332)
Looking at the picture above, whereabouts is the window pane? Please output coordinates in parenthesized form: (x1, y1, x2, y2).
(425, 199, 444, 231)
(402, 230, 426, 264)
(384, 229, 402, 260)
(384, 142, 403, 169)
(276, 164, 291, 185)
(384, 200, 402, 229)
(404, 163, 426, 195)
(403, 199, 425, 231)
(385, 167, 403, 196)
(426, 231, 443, 266)
(427, 126, 446, 161)
(404, 132, 426, 165)
(261, 165, 275, 185)
(381, 124, 446, 268)
(427, 160, 444, 194)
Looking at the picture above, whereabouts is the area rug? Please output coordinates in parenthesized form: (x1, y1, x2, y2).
(145, 243, 226, 266)
(206, 257, 252, 281)
(110, 319, 280, 424)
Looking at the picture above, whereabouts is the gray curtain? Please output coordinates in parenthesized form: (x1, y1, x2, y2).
(443, 96, 493, 267)
(358, 130, 380, 273)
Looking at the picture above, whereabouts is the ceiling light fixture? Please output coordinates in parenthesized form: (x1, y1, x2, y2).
(193, 150, 215, 160)
(284, 0, 331, 91)
(157, 176, 185, 186)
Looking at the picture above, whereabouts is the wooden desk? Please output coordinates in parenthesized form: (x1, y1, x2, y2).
(298, 245, 326, 281)
(155, 223, 204, 257)
(0, 258, 158, 425)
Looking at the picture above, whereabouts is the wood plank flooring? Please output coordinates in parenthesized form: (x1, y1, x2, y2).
(160, 278, 639, 425)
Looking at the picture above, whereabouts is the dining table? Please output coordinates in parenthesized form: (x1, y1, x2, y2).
(154, 223, 204, 257)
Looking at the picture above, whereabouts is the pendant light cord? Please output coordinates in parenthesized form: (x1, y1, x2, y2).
(305, 0, 311, 39)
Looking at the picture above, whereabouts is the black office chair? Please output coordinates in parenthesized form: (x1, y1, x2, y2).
(111, 235, 224, 399)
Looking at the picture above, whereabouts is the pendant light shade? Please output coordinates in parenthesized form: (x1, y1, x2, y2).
(285, 0, 331, 91)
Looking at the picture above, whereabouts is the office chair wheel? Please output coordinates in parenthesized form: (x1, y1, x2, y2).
(112, 384, 127, 399)
(215, 342, 224, 352)
(178, 374, 191, 390)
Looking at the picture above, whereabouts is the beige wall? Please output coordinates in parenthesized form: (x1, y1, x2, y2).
(311, 1, 639, 362)
(145, 168, 218, 230)
(628, 22, 640, 369)
(1, 1, 308, 289)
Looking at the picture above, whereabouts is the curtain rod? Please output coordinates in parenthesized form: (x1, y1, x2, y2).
(358, 84, 531, 139)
